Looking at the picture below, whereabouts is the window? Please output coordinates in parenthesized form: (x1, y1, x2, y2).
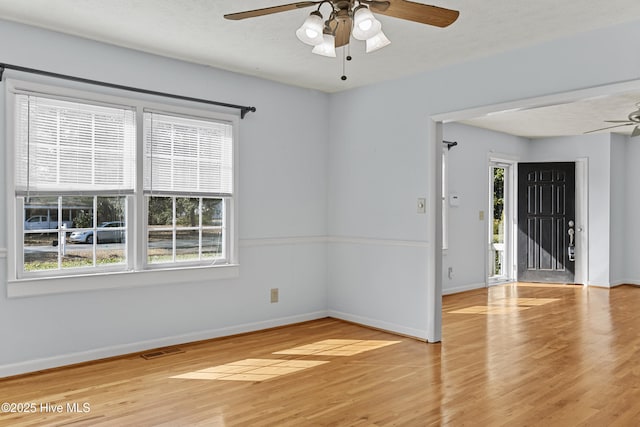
(14, 94, 134, 275)
(144, 112, 232, 266)
(7, 79, 238, 293)
(147, 196, 224, 264)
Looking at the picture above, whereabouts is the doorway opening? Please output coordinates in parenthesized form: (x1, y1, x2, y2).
(429, 78, 640, 343)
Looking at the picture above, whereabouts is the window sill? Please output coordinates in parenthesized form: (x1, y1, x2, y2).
(7, 264, 240, 298)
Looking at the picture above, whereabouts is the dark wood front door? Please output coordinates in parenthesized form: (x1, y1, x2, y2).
(517, 162, 575, 283)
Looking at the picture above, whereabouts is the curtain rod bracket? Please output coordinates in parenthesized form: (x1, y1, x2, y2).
(0, 62, 256, 119)
(443, 140, 458, 150)
(241, 106, 257, 119)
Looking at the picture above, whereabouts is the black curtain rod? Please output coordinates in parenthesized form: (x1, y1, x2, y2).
(0, 63, 256, 119)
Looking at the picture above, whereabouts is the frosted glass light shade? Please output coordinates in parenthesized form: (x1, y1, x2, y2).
(296, 12, 324, 46)
(312, 34, 336, 57)
(365, 30, 391, 53)
(352, 7, 381, 41)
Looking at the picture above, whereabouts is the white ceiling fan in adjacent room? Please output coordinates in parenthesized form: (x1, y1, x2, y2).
(586, 102, 640, 137)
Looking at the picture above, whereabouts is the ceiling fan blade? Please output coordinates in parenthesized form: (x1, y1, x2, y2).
(604, 120, 635, 124)
(373, 0, 459, 28)
(585, 123, 634, 134)
(335, 16, 352, 47)
(224, 1, 318, 20)
(363, 0, 391, 12)
(632, 126, 640, 137)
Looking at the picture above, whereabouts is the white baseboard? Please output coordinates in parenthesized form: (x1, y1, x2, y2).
(0, 311, 328, 378)
(328, 310, 427, 341)
(442, 282, 486, 295)
(587, 282, 611, 288)
(608, 279, 640, 287)
(608, 280, 627, 288)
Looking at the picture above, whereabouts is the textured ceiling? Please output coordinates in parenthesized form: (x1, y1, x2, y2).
(1, 0, 640, 137)
(1, 0, 640, 93)
(462, 91, 640, 139)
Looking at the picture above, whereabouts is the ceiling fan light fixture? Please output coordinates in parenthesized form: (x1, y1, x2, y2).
(352, 6, 382, 41)
(226, 1, 459, 78)
(312, 33, 336, 57)
(365, 30, 391, 53)
(296, 11, 324, 46)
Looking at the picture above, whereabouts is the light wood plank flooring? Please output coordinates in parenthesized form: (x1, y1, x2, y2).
(2, 283, 640, 426)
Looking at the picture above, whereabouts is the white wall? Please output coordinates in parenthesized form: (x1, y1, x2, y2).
(327, 19, 640, 338)
(624, 136, 640, 284)
(609, 134, 628, 285)
(325, 86, 433, 337)
(0, 20, 329, 376)
(441, 123, 528, 294)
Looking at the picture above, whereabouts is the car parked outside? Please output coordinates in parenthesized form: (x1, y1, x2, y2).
(25, 215, 73, 230)
(69, 221, 125, 244)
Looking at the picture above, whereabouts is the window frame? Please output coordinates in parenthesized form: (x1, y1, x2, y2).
(5, 78, 239, 298)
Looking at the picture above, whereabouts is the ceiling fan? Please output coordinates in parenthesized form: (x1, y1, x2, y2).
(224, 1, 459, 60)
(585, 102, 640, 137)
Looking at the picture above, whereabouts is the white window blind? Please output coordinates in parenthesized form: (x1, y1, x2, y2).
(14, 94, 136, 194)
(144, 112, 233, 196)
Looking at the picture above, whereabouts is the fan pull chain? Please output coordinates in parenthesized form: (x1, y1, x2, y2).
(341, 47, 347, 81)
(341, 45, 352, 81)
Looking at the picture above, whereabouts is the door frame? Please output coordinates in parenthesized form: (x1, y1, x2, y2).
(574, 157, 589, 285)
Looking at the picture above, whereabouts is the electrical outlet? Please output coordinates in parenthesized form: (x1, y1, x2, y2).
(479, 210, 485, 220)
(270, 288, 279, 303)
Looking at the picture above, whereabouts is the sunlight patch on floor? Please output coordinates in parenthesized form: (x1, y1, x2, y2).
(515, 283, 582, 288)
(171, 359, 329, 382)
(492, 297, 560, 306)
(448, 297, 559, 314)
(448, 306, 531, 314)
(273, 339, 401, 356)
(171, 340, 401, 382)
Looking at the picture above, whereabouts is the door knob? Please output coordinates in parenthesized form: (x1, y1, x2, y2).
(567, 220, 575, 262)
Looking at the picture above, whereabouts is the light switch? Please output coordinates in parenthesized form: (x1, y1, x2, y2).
(479, 210, 485, 220)
(417, 198, 426, 214)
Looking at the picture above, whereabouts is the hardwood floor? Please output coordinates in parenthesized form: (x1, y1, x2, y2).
(2, 283, 640, 426)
